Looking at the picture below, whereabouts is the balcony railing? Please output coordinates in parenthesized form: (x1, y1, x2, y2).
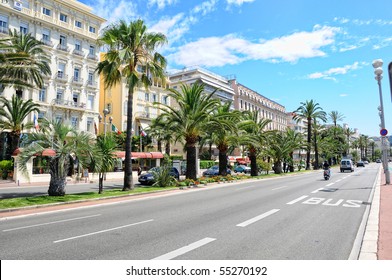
(87, 80, 97, 88)
(56, 72, 68, 82)
(0, 26, 9, 35)
(52, 99, 86, 110)
(41, 39, 53, 47)
(72, 49, 84, 57)
(87, 53, 98, 61)
(57, 44, 69, 52)
(72, 76, 83, 84)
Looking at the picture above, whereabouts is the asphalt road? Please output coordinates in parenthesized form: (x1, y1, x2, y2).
(0, 164, 378, 260)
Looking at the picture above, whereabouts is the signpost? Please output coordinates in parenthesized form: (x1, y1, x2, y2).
(380, 128, 388, 136)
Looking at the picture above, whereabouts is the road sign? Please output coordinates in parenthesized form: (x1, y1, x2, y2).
(380, 128, 388, 136)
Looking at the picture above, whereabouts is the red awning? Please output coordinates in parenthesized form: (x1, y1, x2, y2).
(114, 151, 164, 159)
(12, 148, 56, 157)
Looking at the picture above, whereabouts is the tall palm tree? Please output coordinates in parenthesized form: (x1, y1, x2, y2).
(238, 111, 272, 176)
(207, 102, 241, 176)
(343, 127, 356, 156)
(17, 119, 94, 196)
(293, 100, 327, 170)
(159, 83, 220, 180)
(0, 30, 51, 97)
(328, 110, 345, 127)
(0, 95, 40, 159)
(97, 19, 167, 190)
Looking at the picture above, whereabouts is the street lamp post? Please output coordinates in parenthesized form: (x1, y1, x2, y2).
(372, 59, 391, 184)
(103, 108, 109, 136)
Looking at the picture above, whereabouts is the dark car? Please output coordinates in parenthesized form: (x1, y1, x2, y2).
(138, 167, 179, 185)
(356, 161, 365, 167)
(202, 165, 231, 177)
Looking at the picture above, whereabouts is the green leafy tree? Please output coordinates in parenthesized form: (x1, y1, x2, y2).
(97, 19, 167, 191)
(0, 30, 51, 97)
(0, 95, 40, 159)
(17, 119, 94, 196)
(158, 83, 220, 180)
(293, 100, 326, 170)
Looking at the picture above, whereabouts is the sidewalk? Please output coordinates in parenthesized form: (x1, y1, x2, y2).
(1, 167, 391, 260)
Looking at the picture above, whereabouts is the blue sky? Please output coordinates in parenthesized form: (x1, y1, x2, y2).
(80, 0, 392, 137)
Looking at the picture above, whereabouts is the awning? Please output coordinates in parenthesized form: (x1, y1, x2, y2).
(12, 148, 56, 157)
(236, 158, 250, 164)
(139, 121, 149, 130)
(114, 151, 164, 159)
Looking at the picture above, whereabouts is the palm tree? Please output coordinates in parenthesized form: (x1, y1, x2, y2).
(17, 119, 94, 196)
(328, 110, 344, 127)
(343, 127, 356, 156)
(159, 83, 220, 180)
(0, 95, 40, 159)
(293, 100, 327, 170)
(238, 111, 272, 176)
(207, 102, 241, 176)
(0, 30, 51, 97)
(92, 134, 118, 194)
(97, 19, 167, 191)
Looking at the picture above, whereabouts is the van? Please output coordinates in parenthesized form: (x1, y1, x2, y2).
(340, 159, 354, 172)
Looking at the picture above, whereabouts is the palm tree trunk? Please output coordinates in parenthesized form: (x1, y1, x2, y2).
(48, 176, 66, 196)
(218, 146, 228, 176)
(165, 142, 170, 156)
(98, 173, 104, 194)
(186, 141, 197, 180)
(249, 147, 258, 176)
(123, 87, 134, 191)
(314, 128, 319, 170)
(274, 160, 282, 174)
(306, 119, 311, 170)
(157, 140, 162, 152)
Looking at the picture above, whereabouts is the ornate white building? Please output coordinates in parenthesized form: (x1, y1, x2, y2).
(0, 0, 105, 134)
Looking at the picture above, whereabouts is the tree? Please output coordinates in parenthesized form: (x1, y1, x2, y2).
(0, 95, 40, 159)
(207, 102, 241, 176)
(0, 30, 51, 97)
(97, 19, 167, 191)
(17, 119, 94, 196)
(158, 83, 220, 180)
(293, 100, 327, 170)
(328, 111, 345, 127)
(238, 111, 272, 176)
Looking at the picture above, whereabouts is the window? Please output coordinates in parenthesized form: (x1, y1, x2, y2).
(88, 72, 94, 85)
(57, 63, 65, 78)
(152, 94, 157, 102)
(72, 93, 79, 105)
(0, 15, 8, 34)
(20, 22, 28, 34)
(75, 20, 82, 28)
(59, 13, 67, 22)
(87, 118, 93, 132)
(123, 101, 128, 115)
(42, 7, 51, 16)
(74, 39, 81, 51)
(73, 68, 80, 82)
(55, 115, 63, 123)
(162, 95, 168, 105)
(145, 92, 149, 102)
(42, 28, 50, 42)
(123, 121, 127, 131)
(89, 45, 95, 55)
(89, 26, 96, 33)
(87, 95, 94, 110)
(56, 90, 63, 101)
(39, 88, 46, 102)
(71, 116, 78, 128)
(59, 35, 66, 46)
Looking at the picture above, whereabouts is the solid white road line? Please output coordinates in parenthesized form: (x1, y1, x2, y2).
(152, 237, 216, 260)
(311, 188, 324, 194)
(53, 219, 153, 243)
(236, 209, 280, 227)
(286, 195, 308, 205)
(272, 185, 289, 190)
(3, 214, 101, 232)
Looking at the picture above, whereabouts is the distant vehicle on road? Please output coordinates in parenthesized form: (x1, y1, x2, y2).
(138, 167, 179, 185)
(376, 159, 382, 163)
(356, 161, 365, 167)
(234, 165, 251, 174)
(202, 165, 231, 177)
(340, 159, 354, 172)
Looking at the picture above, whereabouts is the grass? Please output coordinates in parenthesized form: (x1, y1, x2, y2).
(0, 186, 177, 210)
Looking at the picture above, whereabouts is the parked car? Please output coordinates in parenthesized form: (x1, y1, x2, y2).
(340, 159, 354, 172)
(138, 167, 179, 185)
(364, 161, 369, 164)
(376, 159, 382, 163)
(234, 164, 251, 174)
(202, 165, 231, 177)
(356, 161, 365, 167)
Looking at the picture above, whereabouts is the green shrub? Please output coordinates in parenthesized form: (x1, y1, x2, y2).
(0, 160, 13, 179)
(200, 160, 215, 169)
(150, 165, 178, 188)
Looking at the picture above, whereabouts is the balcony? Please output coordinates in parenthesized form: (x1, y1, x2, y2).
(0, 26, 9, 35)
(72, 76, 84, 85)
(41, 39, 54, 47)
(56, 44, 69, 53)
(56, 72, 68, 83)
(86, 80, 97, 88)
(51, 99, 86, 110)
(135, 112, 157, 120)
(72, 49, 85, 57)
(87, 53, 98, 61)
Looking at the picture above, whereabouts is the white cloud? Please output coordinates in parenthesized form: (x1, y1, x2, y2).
(90, 0, 138, 27)
(307, 62, 363, 80)
(148, 0, 177, 10)
(226, 0, 255, 6)
(170, 25, 340, 67)
(192, 0, 218, 16)
(340, 94, 348, 97)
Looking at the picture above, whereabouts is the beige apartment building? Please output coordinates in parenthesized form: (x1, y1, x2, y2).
(230, 79, 287, 131)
